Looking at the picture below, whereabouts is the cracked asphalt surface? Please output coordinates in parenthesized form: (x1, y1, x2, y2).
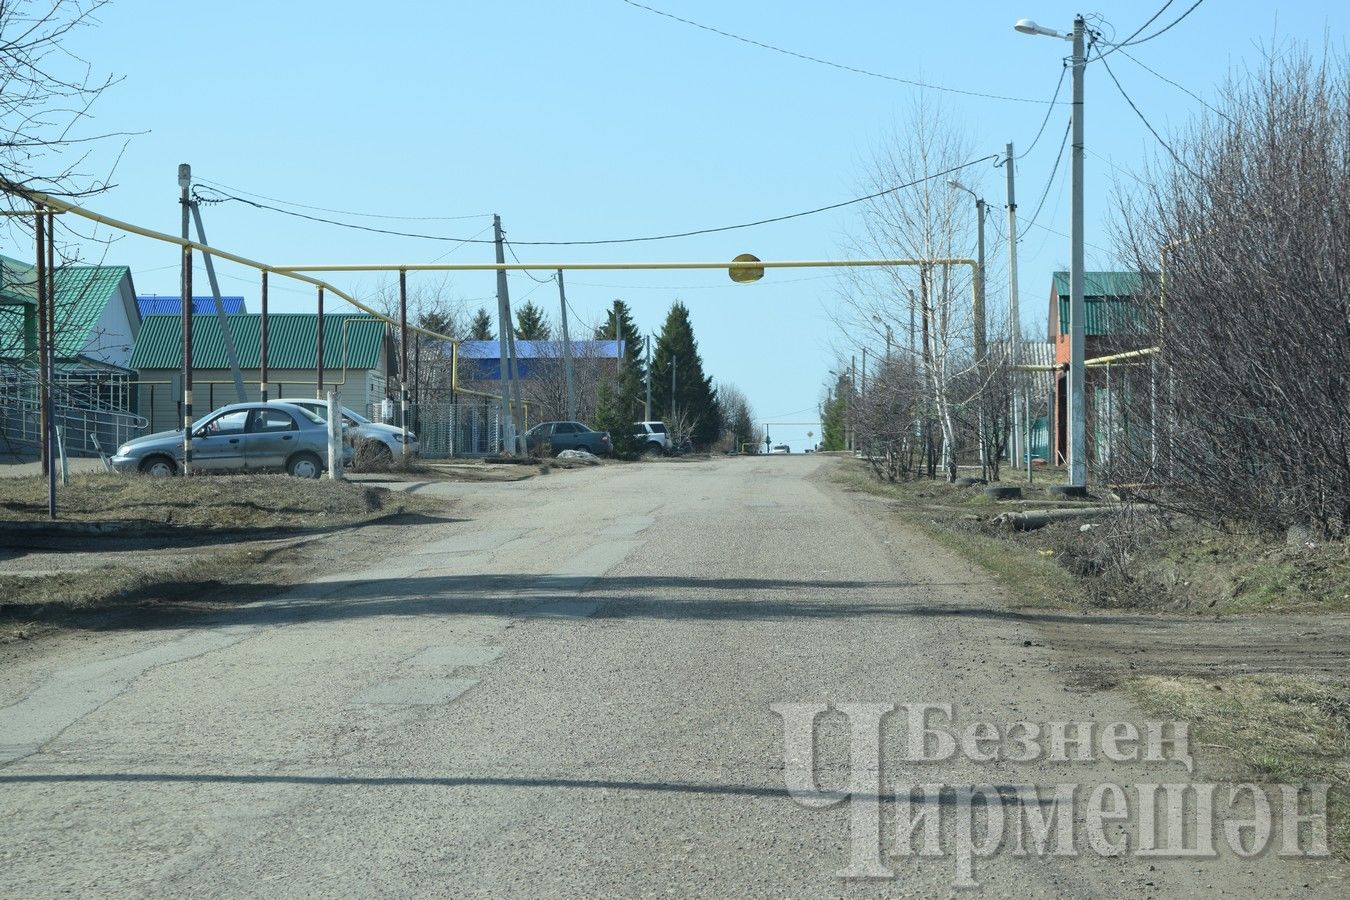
(1, 455, 1343, 897)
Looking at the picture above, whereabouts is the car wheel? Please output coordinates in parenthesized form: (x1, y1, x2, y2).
(287, 452, 322, 479)
(643, 441, 663, 457)
(139, 455, 177, 477)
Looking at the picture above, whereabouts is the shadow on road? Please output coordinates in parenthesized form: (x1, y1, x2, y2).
(0, 771, 1052, 806)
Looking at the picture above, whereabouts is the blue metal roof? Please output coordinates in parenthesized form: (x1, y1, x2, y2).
(137, 295, 248, 316)
(457, 339, 624, 360)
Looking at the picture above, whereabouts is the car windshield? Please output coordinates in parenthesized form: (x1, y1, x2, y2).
(343, 407, 371, 425)
(290, 406, 325, 424)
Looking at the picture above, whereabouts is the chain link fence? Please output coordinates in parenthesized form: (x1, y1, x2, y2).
(366, 397, 502, 458)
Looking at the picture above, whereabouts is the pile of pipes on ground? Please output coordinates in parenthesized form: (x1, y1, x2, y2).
(992, 503, 1156, 532)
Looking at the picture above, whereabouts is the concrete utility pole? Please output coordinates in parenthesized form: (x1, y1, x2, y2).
(34, 206, 48, 479)
(974, 196, 987, 475)
(1005, 141, 1022, 465)
(178, 163, 193, 476)
(669, 354, 676, 420)
(505, 295, 525, 452)
(398, 269, 409, 456)
(259, 272, 269, 401)
(556, 269, 576, 421)
(644, 335, 652, 420)
(493, 215, 514, 455)
(189, 200, 247, 402)
(1015, 14, 1086, 489)
(1068, 16, 1087, 488)
(34, 206, 54, 517)
(316, 286, 325, 398)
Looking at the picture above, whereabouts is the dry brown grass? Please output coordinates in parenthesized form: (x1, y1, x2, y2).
(0, 473, 400, 530)
(1128, 673, 1350, 855)
(0, 474, 442, 641)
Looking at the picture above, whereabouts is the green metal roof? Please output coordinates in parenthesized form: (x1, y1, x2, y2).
(1051, 270, 1156, 299)
(52, 265, 133, 358)
(129, 313, 387, 370)
(0, 256, 37, 307)
(1052, 271, 1157, 336)
(1, 255, 133, 359)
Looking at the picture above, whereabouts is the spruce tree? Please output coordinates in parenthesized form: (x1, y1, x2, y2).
(593, 299, 646, 382)
(590, 300, 646, 453)
(469, 307, 495, 341)
(514, 301, 552, 340)
(651, 301, 721, 449)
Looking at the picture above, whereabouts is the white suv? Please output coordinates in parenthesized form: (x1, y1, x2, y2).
(633, 421, 671, 455)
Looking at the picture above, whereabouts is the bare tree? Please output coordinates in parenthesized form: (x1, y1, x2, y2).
(366, 275, 466, 407)
(1114, 45, 1350, 537)
(716, 382, 755, 452)
(840, 96, 986, 481)
(1, 0, 126, 201)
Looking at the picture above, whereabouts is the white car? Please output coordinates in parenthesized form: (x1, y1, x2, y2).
(770, 444, 790, 454)
(279, 399, 419, 459)
(633, 421, 672, 455)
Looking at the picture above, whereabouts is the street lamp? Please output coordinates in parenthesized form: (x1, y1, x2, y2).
(1017, 14, 1087, 492)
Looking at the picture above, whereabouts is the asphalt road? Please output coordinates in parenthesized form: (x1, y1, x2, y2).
(0, 456, 1341, 897)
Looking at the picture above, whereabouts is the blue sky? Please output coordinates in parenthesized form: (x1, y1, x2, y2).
(13, 1, 1349, 450)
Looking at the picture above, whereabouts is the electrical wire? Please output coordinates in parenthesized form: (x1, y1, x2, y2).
(1014, 63, 1069, 161)
(1117, 47, 1231, 122)
(193, 176, 490, 222)
(1019, 118, 1071, 238)
(1097, 0, 1205, 57)
(1094, 44, 1193, 171)
(619, 0, 1062, 105)
(190, 155, 997, 247)
(505, 239, 555, 283)
(1094, 1, 1174, 58)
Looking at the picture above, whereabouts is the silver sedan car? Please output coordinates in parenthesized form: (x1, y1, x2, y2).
(110, 402, 343, 478)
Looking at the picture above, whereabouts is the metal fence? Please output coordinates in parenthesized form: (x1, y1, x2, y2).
(0, 363, 148, 457)
(366, 397, 503, 458)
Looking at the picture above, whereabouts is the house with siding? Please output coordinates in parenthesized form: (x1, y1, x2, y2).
(128, 313, 393, 432)
(0, 255, 140, 369)
(1, 256, 143, 455)
(1047, 271, 1157, 467)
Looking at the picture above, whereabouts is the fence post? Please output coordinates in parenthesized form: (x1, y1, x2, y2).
(326, 389, 342, 480)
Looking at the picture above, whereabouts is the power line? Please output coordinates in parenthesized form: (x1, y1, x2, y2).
(191, 155, 998, 247)
(194, 176, 490, 222)
(1016, 64, 1069, 160)
(504, 239, 555, 283)
(1094, 1, 1174, 58)
(1020, 118, 1071, 238)
(1097, 0, 1205, 56)
(619, 0, 1062, 105)
(1118, 47, 1231, 122)
(1086, 148, 1149, 187)
(1021, 218, 1115, 256)
(1093, 45, 1193, 171)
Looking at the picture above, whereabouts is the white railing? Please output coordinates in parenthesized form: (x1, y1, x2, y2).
(0, 364, 148, 456)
